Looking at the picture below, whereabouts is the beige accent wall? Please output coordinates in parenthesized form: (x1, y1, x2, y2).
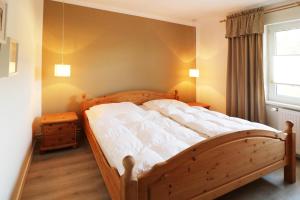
(0, 0, 43, 199)
(42, 0, 196, 114)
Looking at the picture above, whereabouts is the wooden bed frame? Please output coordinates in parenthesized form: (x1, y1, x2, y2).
(81, 90, 296, 200)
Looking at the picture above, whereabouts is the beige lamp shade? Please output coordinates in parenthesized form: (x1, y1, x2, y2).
(54, 64, 71, 77)
(189, 68, 199, 78)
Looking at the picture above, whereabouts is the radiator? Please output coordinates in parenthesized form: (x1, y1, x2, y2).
(277, 108, 300, 155)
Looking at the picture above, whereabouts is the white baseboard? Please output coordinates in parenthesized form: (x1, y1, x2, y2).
(11, 140, 36, 200)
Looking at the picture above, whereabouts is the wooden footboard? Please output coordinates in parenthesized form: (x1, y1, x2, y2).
(122, 122, 296, 200)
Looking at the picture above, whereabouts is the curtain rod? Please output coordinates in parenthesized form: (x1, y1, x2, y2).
(219, 1, 300, 23)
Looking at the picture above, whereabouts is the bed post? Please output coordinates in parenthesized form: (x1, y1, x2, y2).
(174, 90, 179, 100)
(121, 156, 138, 200)
(284, 121, 296, 184)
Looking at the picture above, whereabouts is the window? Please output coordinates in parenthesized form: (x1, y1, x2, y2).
(265, 20, 300, 106)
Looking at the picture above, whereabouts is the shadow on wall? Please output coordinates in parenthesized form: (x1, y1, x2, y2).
(42, 82, 85, 114)
(196, 84, 226, 112)
(172, 80, 196, 102)
(67, 95, 82, 114)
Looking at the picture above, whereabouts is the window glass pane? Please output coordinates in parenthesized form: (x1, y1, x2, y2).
(273, 56, 300, 85)
(276, 29, 300, 55)
(277, 84, 300, 98)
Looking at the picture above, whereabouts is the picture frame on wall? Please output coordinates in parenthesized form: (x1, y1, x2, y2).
(9, 38, 18, 75)
(0, 37, 18, 78)
(0, 0, 7, 44)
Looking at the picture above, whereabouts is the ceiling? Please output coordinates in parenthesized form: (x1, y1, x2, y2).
(56, 0, 292, 25)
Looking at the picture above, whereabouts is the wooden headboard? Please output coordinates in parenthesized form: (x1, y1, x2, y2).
(81, 90, 178, 112)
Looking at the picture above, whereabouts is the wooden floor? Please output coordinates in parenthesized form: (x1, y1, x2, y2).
(22, 140, 300, 200)
(21, 140, 110, 200)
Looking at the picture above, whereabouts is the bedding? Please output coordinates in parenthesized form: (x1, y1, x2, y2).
(86, 102, 206, 178)
(143, 99, 279, 137)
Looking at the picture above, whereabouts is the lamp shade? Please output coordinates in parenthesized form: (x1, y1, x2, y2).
(54, 64, 71, 77)
(189, 68, 199, 78)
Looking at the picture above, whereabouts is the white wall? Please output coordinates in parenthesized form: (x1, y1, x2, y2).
(265, 6, 300, 24)
(0, 0, 43, 199)
(196, 17, 227, 113)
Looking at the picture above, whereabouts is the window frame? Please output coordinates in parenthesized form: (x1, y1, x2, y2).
(265, 20, 300, 107)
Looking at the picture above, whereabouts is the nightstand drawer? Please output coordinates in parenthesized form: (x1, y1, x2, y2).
(40, 112, 78, 153)
(43, 133, 76, 147)
(43, 123, 76, 136)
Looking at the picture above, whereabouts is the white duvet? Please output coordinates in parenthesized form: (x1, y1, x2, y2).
(86, 102, 205, 178)
(86, 100, 279, 179)
(143, 99, 279, 138)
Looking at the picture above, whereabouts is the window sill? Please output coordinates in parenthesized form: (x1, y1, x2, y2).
(266, 101, 300, 112)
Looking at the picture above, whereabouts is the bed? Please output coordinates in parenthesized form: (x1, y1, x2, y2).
(81, 90, 296, 200)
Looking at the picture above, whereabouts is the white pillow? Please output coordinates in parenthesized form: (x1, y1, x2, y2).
(89, 102, 144, 118)
(143, 99, 188, 110)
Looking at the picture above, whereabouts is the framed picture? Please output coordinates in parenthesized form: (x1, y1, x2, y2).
(0, 37, 18, 78)
(0, 0, 7, 44)
(9, 39, 18, 75)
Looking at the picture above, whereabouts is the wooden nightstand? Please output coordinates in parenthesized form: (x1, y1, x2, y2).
(40, 112, 78, 153)
(187, 102, 211, 109)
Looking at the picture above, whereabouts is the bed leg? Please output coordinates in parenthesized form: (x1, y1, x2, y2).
(284, 121, 296, 184)
(121, 156, 138, 200)
(174, 90, 179, 100)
